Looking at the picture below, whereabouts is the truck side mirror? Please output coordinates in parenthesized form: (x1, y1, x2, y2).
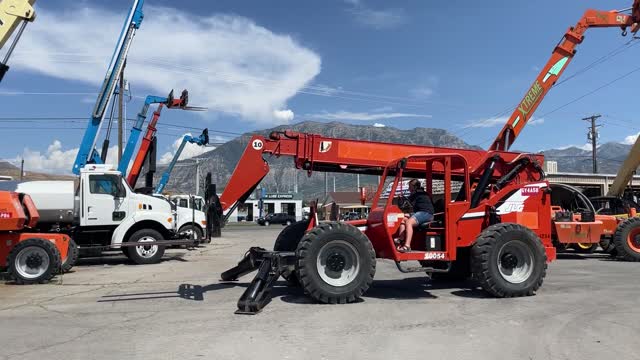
(114, 181, 127, 198)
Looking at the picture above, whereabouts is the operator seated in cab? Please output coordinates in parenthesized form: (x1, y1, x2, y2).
(397, 179, 434, 252)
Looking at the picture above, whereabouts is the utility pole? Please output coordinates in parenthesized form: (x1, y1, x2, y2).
(117, 62, 126, 163)
(293, 171, 298, 193)
(333, 176, 336, 192)
(19, 158, 24, 181)
(195, 158, 200, 196)
(582, 114, 601, 174)
(324, 172, 328, 198)
(357, 174, 360, 190)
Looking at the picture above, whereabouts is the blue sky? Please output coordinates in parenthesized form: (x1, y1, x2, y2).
(1, 0, 639, 173)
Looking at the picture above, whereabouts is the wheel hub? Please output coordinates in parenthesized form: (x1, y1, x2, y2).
(326, 253, 346, 272)
(501, 253, 518, 269)
(25, 253, 44, 269)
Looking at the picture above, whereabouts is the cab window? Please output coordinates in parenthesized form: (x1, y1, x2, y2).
(89, 175, 120, 196)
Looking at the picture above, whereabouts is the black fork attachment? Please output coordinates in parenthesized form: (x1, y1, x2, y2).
(220, 247, 296, 315)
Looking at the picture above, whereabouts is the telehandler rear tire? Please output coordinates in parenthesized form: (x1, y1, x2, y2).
(612, 217, 640, 262)
(296, 222, 375, 304)
(7, 238, 61, 285)
(273, 220, 309, 287)
(471, 223, 547, 298)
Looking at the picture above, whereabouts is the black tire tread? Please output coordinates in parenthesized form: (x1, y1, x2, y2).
(61, 238, 79, 273)
(296, 222, 375, 304)
(612, 217, 640, 262)
(273, 220, 309, 287)
(471, 223, 547, 298)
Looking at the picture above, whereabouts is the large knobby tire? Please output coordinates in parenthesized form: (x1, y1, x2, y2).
(421, 247, 471, 282)
(124, 229, 166, 265)
(612, 217, 640, 262)
(296, 222, 376, 304)
(471, 223, 547, 298)
(7, 238, 62, 285)
(572, 243, 598, 254)
(61, 238, 79, 273)
(273, 220, 309, 286)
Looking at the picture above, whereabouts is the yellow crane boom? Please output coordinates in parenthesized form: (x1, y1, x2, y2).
(0, 0, 35, 81)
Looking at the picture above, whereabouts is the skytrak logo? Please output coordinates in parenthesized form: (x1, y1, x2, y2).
(518, 81, 543, 122)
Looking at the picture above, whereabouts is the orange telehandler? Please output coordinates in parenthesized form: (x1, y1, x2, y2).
(213, 2, 640, 313)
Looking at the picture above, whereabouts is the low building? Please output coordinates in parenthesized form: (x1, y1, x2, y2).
(322, 192, 372, 220)
(224, 192, 303, 222)
(546, 172, 640, 197)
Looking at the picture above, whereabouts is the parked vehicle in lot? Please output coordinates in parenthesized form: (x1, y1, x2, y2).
(169, 194, 208, 242)
(257, 213, 296, 226)
(342, 212, 361, 221)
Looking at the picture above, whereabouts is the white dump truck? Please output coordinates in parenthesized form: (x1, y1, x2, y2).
(17, 164, 186, 264)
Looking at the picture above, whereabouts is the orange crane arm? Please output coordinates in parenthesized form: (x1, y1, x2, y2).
(219, 131, 544, 212)
(490, 2, 640, 151)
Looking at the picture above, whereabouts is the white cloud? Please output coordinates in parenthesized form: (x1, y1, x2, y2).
(373, 123, 386, 127)
(273, 109, 294, 123)
(13, 4, 321, 124)
(308, 110, 431, 121)
(623, 133, 639, 145)
(159, 134, 215, 165)
(12, 141, 120, 175)
(410, 87, 434, 99)
(344, 1, 407, 29)
(466, 117, 508, 128)
(528, 118, 545, 126)
(466, 116, 544, 128)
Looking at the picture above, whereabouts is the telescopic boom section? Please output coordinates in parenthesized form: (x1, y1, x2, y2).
(154, 129, 209, 194)
(72, 0, 144, 175)
(219, 131, 544, 211)
(490, 2, 640, 151)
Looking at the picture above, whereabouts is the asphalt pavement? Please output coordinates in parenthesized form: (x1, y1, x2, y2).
(1, 224, 639, 360)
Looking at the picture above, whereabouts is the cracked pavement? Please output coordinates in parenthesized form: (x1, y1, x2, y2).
(1, 224, 639, 360)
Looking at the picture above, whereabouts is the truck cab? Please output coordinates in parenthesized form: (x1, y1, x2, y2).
(168, 194, 208, 242)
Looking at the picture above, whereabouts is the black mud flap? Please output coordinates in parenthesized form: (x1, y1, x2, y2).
(220, 247, 296, 315)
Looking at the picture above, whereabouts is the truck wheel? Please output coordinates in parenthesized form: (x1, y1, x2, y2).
(7, 238, 61, 285)
(572, 243, 598, 254)
(62, 239, 79, 272)
(471, 223, 547, 298)
(125, 229, 166, 265)
(296, 222, 376, 304)
(273, 220, 309, 286)
(179, 224, 204, 242)
(612, 217, 640, 262)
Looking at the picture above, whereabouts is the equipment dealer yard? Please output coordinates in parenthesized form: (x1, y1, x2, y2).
(1, 225, 639, 360)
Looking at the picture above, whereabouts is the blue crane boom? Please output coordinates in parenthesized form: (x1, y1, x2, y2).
(154, 129, 209, 195)
(72, 0, 144, 175)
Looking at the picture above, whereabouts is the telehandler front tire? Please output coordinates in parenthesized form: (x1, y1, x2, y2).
(471, 223, 547, 297)
(296, 222, 375, 304)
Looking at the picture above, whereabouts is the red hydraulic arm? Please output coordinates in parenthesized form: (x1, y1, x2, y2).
(219, 131, 544, 211)
(127, 103, 166, 187)
(126, 90, 198, 187)
(490, 2, 640, 151)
